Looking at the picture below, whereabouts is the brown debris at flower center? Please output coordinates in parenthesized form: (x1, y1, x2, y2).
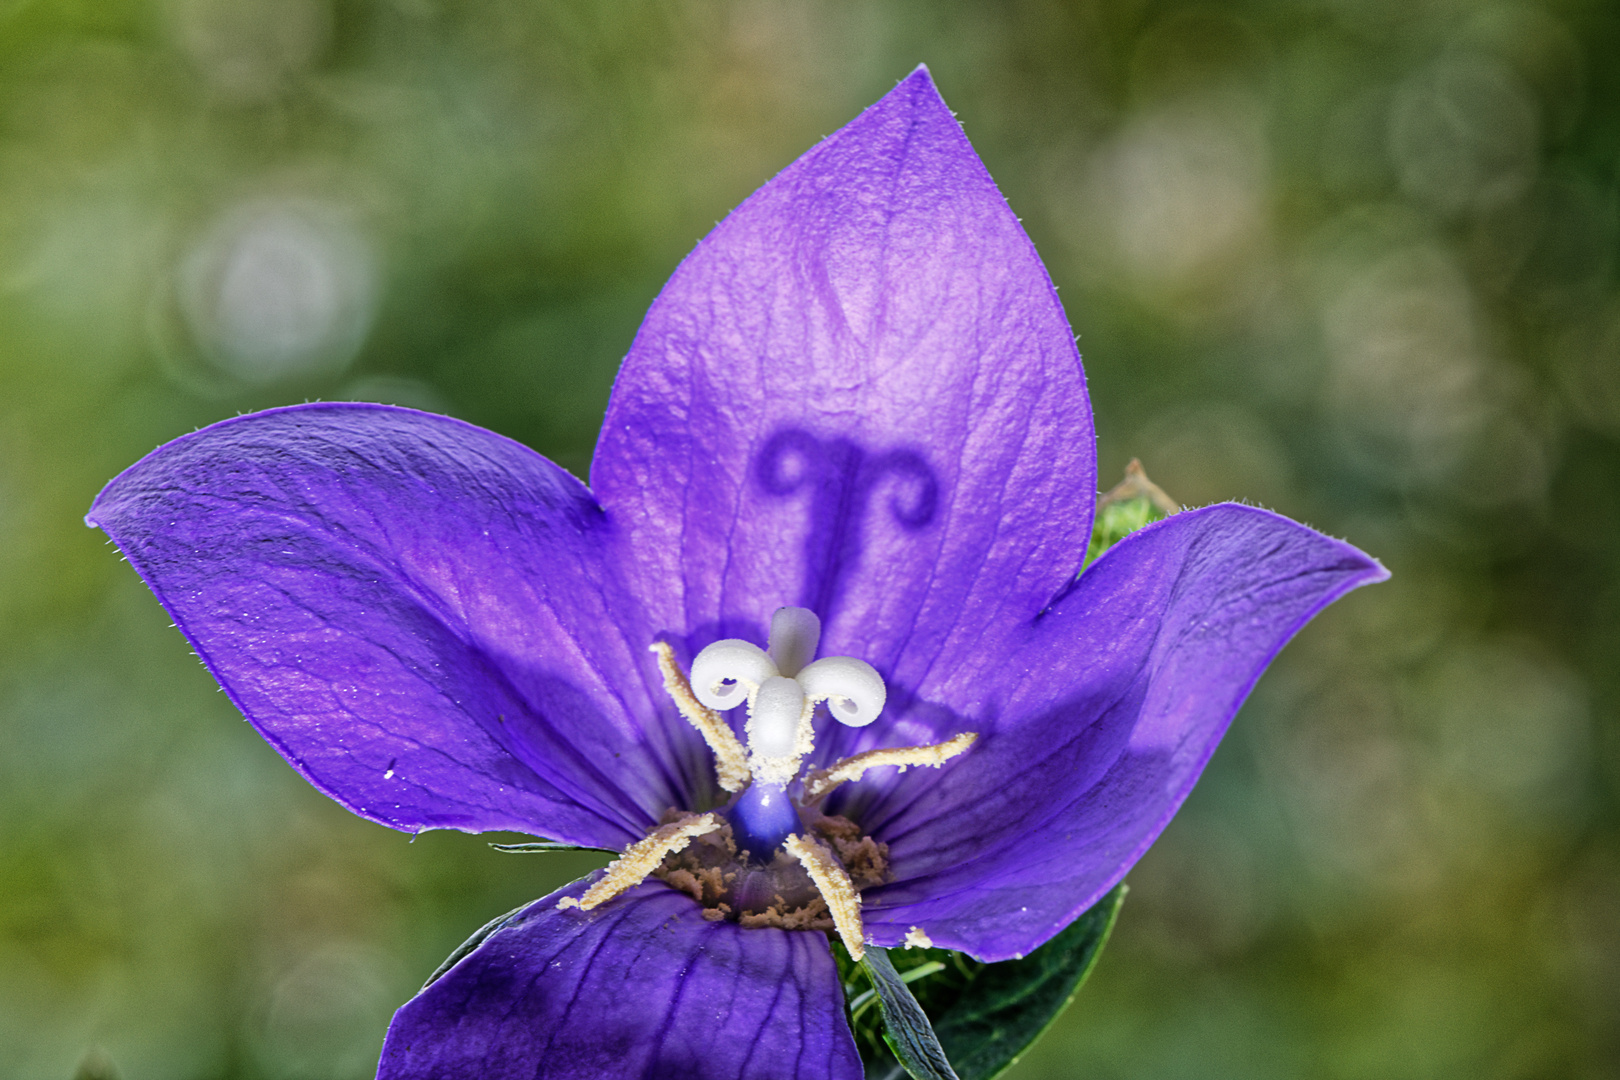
(652, 810, 889, 933)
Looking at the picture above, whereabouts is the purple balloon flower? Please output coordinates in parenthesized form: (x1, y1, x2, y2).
(88, 68, 1385, 1079)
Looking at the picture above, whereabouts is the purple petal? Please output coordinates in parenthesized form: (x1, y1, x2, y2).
(848, 505, 1386, 960)
(592, 67, 1095, 693)
(86, 403, 716, 848)
(379, 880, 862, 1080)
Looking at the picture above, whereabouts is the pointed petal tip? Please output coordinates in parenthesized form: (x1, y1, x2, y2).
(860, 501, 1389, 959)
(84, 403, 665, 849)
(849, 64, 952, 138)
(1124, 501, 1390, 588)
(888, 62, 950, 115)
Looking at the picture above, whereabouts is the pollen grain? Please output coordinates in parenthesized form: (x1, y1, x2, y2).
(904, 925, 934, 949)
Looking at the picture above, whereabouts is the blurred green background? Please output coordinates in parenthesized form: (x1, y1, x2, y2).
(2, 1, 1617, 1077)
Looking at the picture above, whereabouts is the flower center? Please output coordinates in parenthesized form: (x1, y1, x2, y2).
(565, 607, 977, 961)
(688, 606, 885, 854)
(651, 809, 889, 938)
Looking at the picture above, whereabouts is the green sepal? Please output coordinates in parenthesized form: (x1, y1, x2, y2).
(489, 840, 619, 854)
(419, 900, 529, 990)
(836, 885, 1127, 1079)
(859, 947, 960, 1080)
(1083, 460, 1178, 568)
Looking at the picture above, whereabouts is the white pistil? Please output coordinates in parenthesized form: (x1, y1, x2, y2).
(746, 675, 814, 786)
(801, 731, 978, 804)
(558, 813, 722, 912)
(686, 606, 893, 786)
(785, 833, 866, 960)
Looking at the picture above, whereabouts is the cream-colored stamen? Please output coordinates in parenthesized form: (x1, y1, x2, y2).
(785, 833, 866, 961)
(904, 925, 934, 949)
(558, 813, 722, 912)
(651, 643, 750, 793)
(801, 731, 977, 804)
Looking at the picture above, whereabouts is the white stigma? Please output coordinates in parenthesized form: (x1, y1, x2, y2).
(687, 606, 889, 785)
(767, 606, 821, 677)
(690, 639, 775, 712)
(796, 655, 885, 727)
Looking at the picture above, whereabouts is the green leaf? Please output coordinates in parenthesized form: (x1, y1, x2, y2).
(489, 840, 619, 854)
(846, 961, 947, 1022)
(859, 947, 960, 1080)
(932, 884, 1126, 1080)
(1083, 460, 1178, 568)
(835, 886, 1127, 1079)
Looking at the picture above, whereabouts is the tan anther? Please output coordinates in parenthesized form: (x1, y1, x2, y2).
(904, 926, 934, 949)
(785, 832, 866, 961)
(558, 813, 722, 912)
(650, 642, 751, 793)
(801, 731, 977, 804)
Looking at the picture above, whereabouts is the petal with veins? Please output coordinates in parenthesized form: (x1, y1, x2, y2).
(381, 880, 862, 1080)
